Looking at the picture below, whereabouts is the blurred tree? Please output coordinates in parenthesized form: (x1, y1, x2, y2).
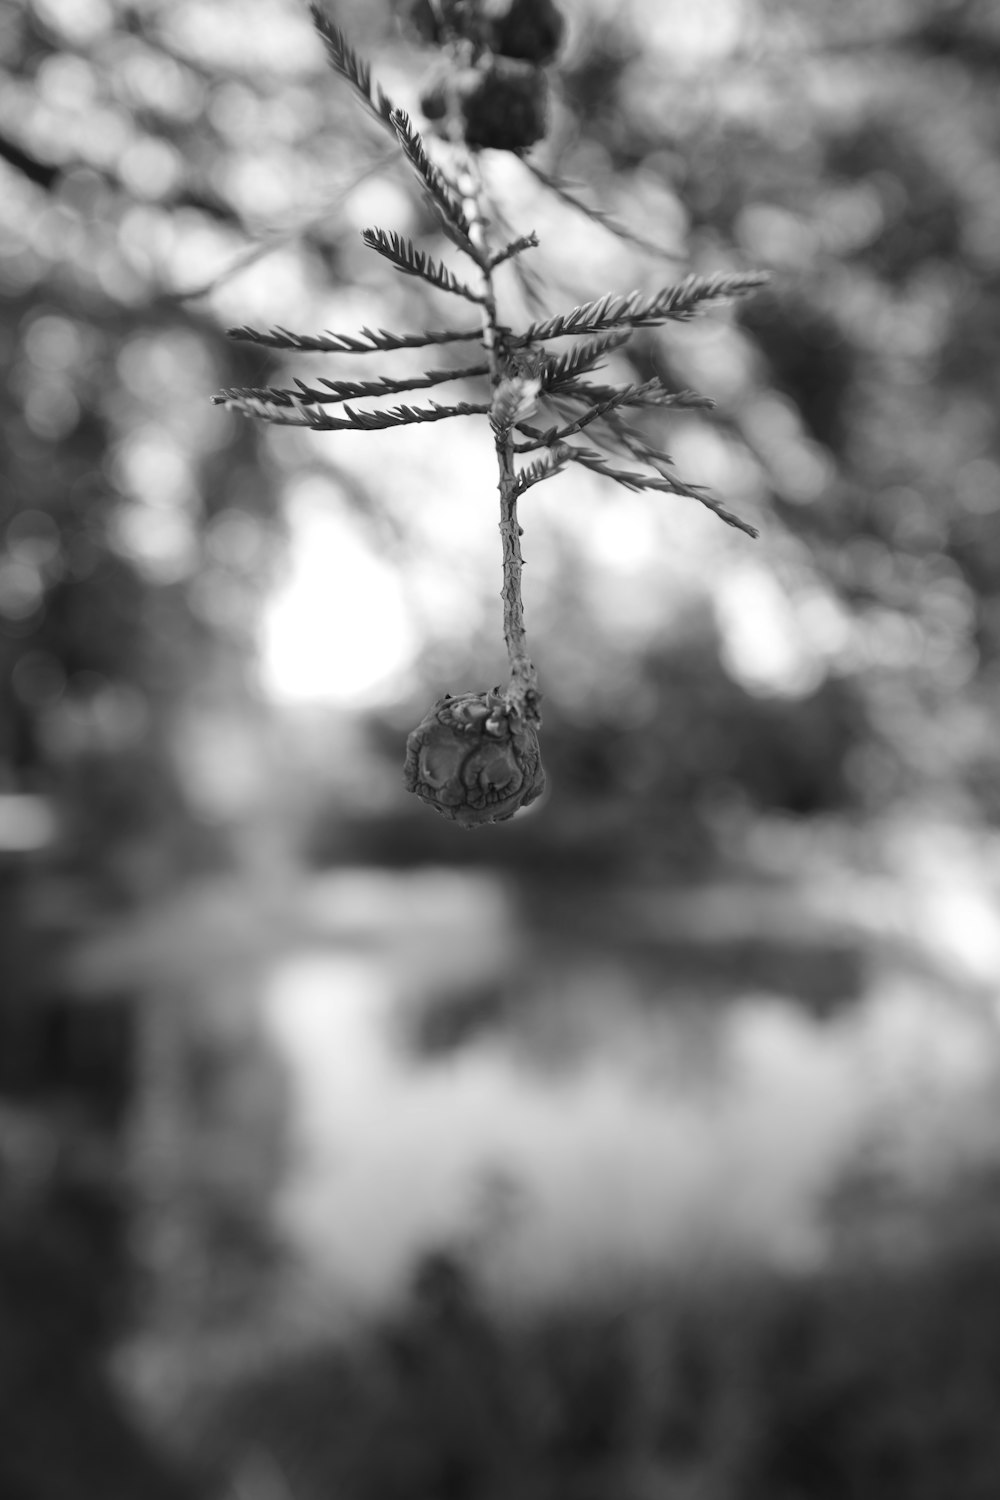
(547, 0, 1000, 821)
(1, 1, 304, 896)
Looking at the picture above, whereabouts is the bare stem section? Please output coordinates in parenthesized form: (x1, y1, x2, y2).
(459, 150, 541, 724)
(497, 439, 536, 708)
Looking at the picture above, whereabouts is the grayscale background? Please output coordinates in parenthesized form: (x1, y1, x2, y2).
(3, 2, 1000, 1497)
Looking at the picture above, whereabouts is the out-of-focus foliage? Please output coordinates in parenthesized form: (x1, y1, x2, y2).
(544, 0, 1000, 823)
(0, 0, 313, 896)
(5, 5, 1000, 1500)
(176, 1229, 1000, 1500)
(536, 0, 1000, 837)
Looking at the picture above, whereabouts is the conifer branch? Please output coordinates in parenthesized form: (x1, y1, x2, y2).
(514, 452, 571, 495)
(514, 387, 670, 450)
(489, 232, 540, 269)
(545, 377, 714, 411)
(220, 10, 768, 827)
(218, 395, 490, 430)
(361, 228, 485, 304)
(225, 322, 483, 354)
(519, 435, 759, 538)
(389, 109, 482, 262)
(518, 272, 770, 344)
(547, 394, 693, 486)
(487, 198, 548, 314)
(521, 158, 688, 263)
(308, 13, 482, 267)
(594, 411, 684, 475)
(309, 8, 398, 134)
(213, 362, 490, 409)
(539, 330, 633, 388)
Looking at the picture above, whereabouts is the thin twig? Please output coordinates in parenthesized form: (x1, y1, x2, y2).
(521, 157, 688, 264)
(519, 418, 759, 537)
(489, 232, 540, 269)
(514, 382, 707, 450)
(362, 227, 485, 303)
(457, 152, 540, 722)
(170, 152, 392, 304)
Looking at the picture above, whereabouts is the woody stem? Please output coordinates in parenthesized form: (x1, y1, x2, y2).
(458, 150, 540, 723)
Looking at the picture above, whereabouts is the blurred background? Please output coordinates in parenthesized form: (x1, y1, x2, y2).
(4, 0, 1000, 1495)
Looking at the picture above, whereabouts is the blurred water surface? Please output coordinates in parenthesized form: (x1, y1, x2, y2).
(60, 835, 1000, 1325)
(16, 833, 988, 1497)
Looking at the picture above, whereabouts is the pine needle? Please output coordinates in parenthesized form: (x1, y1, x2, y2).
(389, 109, 480, 262)
(489, 232, 540, 269)
(219, 395, 490, 430)
(514, 413, 758, 537)
(545, 440, 760, 537)
(485, 195, 548, 315)
(519, 272, 770, 344)
(514, 386, 679, 450)
(309, 8, 398, 134)
(213, 362, 490, 408)
(226, 322, 483, 354)
(361, 228, 484, 304)
(598, 412, 684, 473)
(514, 452, 570, 494)
(546, 377, 714, 410)
(540, 331, 633, 387)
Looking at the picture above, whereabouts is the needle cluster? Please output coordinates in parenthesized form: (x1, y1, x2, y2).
(215, 5, 766, 828)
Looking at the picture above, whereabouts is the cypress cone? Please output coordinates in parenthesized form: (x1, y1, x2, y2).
(404, 689, 545, 827)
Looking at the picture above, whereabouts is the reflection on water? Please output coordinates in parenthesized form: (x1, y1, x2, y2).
(65, 854, 996, 1335)
(264, 877, 1000, 1307)
(15, 848, 1000, 1497)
